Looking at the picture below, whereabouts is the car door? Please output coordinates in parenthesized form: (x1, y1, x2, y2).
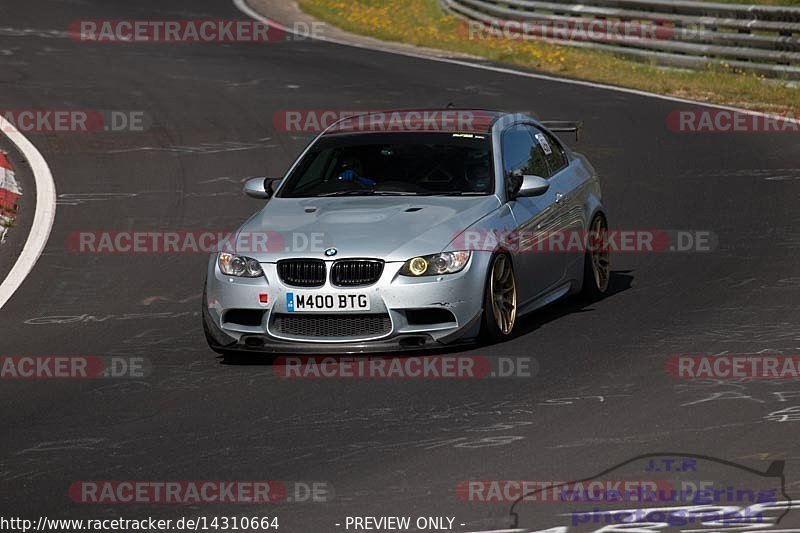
(532, 126, 586, 273)
(501, 124, 570, 305)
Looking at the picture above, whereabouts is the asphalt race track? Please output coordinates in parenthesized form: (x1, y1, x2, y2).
(1, 0, 800, 531)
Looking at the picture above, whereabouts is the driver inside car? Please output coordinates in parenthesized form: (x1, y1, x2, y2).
(337, 156, 376, 187)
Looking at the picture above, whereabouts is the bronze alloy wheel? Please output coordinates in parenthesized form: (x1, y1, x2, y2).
(590, 215, 610, 293)
(490, 254, 517, 335)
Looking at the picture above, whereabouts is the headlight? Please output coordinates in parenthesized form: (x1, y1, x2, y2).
(218, 252, 263, 278)
(400, 251, 471, 277)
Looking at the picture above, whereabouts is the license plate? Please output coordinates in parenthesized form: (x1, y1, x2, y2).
(286, 292, 370, 313)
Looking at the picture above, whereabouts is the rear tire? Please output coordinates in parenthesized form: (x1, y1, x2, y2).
(480, 253, 518, 344)
(582, 213, 610, 300)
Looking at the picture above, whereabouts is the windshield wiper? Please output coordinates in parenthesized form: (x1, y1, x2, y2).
(317, 190, 375, 197)
(315, 190, 486, 197)
(317, 190, 418, 197)
(417, 191, 488, 196)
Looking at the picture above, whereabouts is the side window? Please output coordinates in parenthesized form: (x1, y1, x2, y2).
(533, 129, 568, 174)
(501, 124, 550, 185)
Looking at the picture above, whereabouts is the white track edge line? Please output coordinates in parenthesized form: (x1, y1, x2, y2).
(233, 0, 799, 125)
(0, 116, 57, 310)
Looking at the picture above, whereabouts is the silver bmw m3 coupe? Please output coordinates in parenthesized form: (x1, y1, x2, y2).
(203, 109, 609, 355)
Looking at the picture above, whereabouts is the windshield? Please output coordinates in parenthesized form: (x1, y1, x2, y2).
(277, 132, 494, 197)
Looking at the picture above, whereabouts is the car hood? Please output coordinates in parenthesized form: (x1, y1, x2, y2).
(235, 196, 501, 262)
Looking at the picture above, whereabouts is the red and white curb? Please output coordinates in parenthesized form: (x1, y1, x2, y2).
(0, 151, 22, 244)
(0, 115, 56, 309)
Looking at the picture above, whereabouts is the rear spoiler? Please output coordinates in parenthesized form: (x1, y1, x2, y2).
(540, 121, 583, 141)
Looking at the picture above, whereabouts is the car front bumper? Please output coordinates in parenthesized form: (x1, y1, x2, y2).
(203, 253, 490, 354)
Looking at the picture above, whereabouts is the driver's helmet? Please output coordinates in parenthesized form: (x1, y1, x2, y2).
(339, 156, 363, 177)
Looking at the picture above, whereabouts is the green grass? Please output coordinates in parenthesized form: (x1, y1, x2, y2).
(300, 0, 799, 114)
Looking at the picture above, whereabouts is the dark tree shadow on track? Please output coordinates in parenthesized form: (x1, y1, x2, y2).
(219, 352, 280, 366)
(217, 270, 634, 365)
(502, 269, 633, 341)
(217, 340, 470, 366)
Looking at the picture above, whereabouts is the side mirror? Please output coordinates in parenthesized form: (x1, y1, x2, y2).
(243, 177, 279, 199)
(515, 175, 550, 197)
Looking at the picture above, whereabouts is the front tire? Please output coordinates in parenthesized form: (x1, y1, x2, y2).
(582, 213, 610, 299)
(480, 253, 517, 343)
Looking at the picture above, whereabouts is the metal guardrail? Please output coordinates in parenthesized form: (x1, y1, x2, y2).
(441, 0, 800, 79)
(571, 0, 800, 23)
